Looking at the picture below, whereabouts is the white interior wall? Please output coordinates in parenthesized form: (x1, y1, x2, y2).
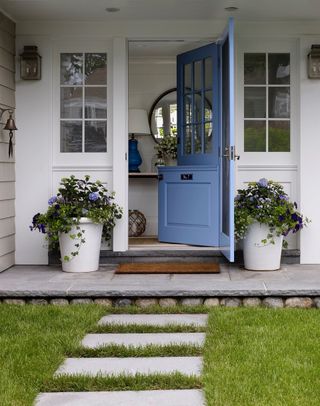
(128, 57, 176, 235)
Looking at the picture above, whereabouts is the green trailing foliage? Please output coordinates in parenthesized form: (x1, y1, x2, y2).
(30, 175, 122, 261)
(234, 178, 309, 247)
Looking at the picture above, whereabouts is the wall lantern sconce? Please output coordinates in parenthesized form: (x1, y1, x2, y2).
(308, 45, 320, 79)
(0, 108, 18, 157)
(20, 46, 41, 80)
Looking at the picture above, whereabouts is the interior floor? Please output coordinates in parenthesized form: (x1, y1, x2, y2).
(128, 236, 221, 251)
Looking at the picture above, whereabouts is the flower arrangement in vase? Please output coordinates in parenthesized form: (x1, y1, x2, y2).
(155, 134, 177, 166)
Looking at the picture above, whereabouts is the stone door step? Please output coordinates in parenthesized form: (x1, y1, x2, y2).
(36, 389, 205, 406)
(82, 332, 206, 348)
(98, 314, 208, 327)
(56, 356, 203, 377)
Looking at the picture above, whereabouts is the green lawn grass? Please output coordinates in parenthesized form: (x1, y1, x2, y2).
(69, 343, 203, 358)
(1, 305, 320, 406)
(0, 305, 105, 406)
(203, 308, 320, 406)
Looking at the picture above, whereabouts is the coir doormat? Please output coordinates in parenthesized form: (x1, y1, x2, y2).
(116, 262, 220, 274)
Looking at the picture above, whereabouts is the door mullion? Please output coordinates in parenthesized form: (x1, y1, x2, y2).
(201, 59, 205, 154)
(191, 61, 195, 155)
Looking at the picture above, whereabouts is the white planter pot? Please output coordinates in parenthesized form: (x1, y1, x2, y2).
(243, 222, 283, 271)
(59, 218, 103, 273)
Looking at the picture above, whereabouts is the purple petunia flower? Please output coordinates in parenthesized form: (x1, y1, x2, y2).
(278, 215, 285, 222)
(89, 192, 99, 201)
(38, 224, 46, 234)
(48, 196, 57, 206)
(258, 178, 268, 187)
(279, 195, 289, 201)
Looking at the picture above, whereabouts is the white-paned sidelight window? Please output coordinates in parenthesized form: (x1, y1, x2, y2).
(60, 53, 107, 153)
(244, 53, 290, 152)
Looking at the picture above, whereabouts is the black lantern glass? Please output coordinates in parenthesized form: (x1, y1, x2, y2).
(20, 46, 41, 80)
(308, 45, 320, 79)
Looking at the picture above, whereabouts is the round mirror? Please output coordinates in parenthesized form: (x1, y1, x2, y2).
(148, 88, 177, 143)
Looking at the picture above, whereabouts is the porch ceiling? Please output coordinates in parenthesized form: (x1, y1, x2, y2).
(1, 0, 320, 22)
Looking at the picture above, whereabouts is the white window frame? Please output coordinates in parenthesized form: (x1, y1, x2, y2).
(52, 39, 113, 167)
(237, 38, 298, 166)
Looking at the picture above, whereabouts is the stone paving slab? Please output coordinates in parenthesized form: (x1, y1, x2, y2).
(35, 389, 205, 406)
(56, 357, 203, 377)
(1, 265, 320, 297)
(98, 314, 208, 327)
(82, 332, 206, 348)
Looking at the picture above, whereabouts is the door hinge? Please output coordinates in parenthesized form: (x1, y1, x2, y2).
(230, 146, 235, 161)
(231, 146, 240, 161)
(125, 152, 127, 161)
(223, 146, 240, 161)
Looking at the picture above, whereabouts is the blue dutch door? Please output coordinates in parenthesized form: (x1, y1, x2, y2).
(158, 18, 235, 261)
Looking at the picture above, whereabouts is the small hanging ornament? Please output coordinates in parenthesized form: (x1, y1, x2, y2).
(1, 110, 18, 158)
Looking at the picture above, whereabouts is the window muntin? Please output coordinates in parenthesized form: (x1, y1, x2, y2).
(60, 53, 107, 153)
(244, 53, 290, 152)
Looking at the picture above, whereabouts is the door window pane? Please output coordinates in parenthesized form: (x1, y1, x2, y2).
(244, 53, 266, 84)
(194, 124, 202, 154)
(61, 121, 82, 152)
(60, 53, 83, 85)
(85, 87, 107, 118)
(194, 93, 202, 123)
(204, 57, 213, 89)
(194, 60, 202, 91)
(244, 120, 266, 152)
(85, 121, 107, 152)
(184, 125, 192, 155)
(204, 91, 212, 121)
(184, 95, 192, 123)
(184, 63, 192, 92)
(269, 121, 290, 152)
(85, 53, 107, 85)
(268, 53, 290, 85)
(204, 122, 212, 153)
(244, 87, 266, 118)
(60, 87, 82, 119)
(180, 51, 215, 162)
(269, 87, 290, 118)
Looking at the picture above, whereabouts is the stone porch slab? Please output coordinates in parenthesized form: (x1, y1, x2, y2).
(98, 314, 208, 327)
(82, 332, 205, 348)
(56, 357, 203, 377)
(1, 264, 320, 297)
(35, 390, 205, 406)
